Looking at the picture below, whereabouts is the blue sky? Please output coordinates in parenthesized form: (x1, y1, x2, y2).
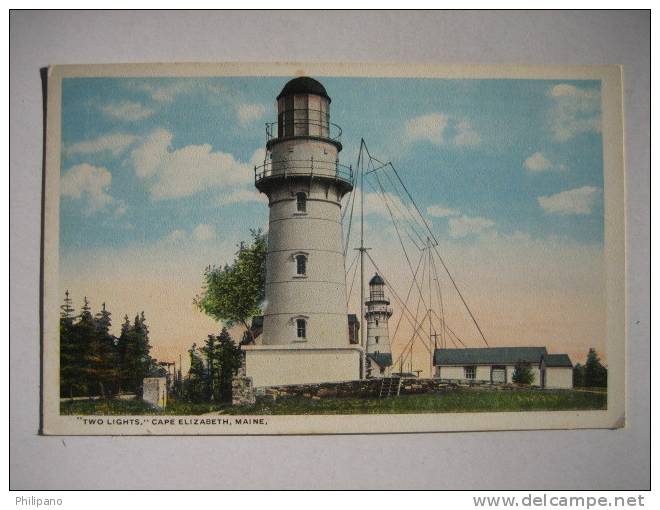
(60, 76, 603, 255)
(58, 75, 605, 369)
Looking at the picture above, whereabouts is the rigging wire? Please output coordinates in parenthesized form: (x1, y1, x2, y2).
(346, 251, 361, 306)
(389, 250, 425, 347)
(364, 251, 433, 363)
(431, 244, 489, 347)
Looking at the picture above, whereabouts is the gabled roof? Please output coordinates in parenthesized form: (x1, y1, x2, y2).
(367, 352, 393, 367)
(542, 353, 573, 368)
(434, 347, 548, 366)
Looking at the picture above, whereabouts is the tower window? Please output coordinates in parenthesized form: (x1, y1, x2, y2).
(375, 319, 379, 327)
(296, 192, 307, 212)
(296, 319, 306, 339)
(375, 336, 379, 344)
(296, 254, 307, 276)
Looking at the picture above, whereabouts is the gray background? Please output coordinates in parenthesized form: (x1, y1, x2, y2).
(10, 10, 650, 489)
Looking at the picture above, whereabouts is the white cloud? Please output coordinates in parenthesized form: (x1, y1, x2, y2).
(448, 215, 496, 238)
(404, 113, 449, 145)
(100, 100, 154, 121)
(523, 152, 550, 173)
(64, 133, 137, 157)
(130, 129, 253, 200)
(548, 84, 601, 141)
(192, 224, 216, 241)
(61, 163, 114, 213)
(134, 81, 197, 102)
(237, 103, 267, 125)
(364, 191, 411, 220)
(165, 229, 188, 243)
(538, 186, 601, 215)
(165, 224, 217, 243)
(218, 189, 268, 206)
(426, 204, 459, 218)
(453, 120, 481, 146)
(405, 113, 481, 146)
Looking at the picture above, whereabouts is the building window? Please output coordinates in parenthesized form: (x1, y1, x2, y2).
(296, 192, 307, 212)
(464, 366, 476, 380)
(375, 319, 379, 327)
(375, 336, 379, 344)
(296, 254, 307, 276)
(296, 319, 306, 339)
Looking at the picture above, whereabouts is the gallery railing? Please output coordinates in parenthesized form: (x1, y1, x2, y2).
(254, 158, 353, 186)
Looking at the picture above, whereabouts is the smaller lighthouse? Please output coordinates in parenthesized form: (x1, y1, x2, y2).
(365, 274, 394, 377)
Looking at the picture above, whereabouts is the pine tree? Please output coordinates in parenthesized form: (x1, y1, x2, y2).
(185, 343, 206, 403)
(217, 327, 241, 403)
(116, 315, 132, 393)
(60, 290, 75, 323)
(573, 362, 585, 387)
(60, 290, 80, 397)
(584, 348, 607, 388)
(201, 334, 220, 401)
(121, 313, 155, 395)
(75, 296, 98, 396)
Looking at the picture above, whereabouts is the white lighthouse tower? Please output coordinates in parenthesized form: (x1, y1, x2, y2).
(242, 77, 363, 387)
(364, 273, 394, 378)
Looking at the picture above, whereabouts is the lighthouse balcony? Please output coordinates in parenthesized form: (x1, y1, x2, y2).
(265, 112, 343, 150)
(254, 157, 354, 192)
(366, 304, 394, 316)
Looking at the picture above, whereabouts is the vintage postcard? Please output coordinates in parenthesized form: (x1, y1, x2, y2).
(41, 63, 625, 435)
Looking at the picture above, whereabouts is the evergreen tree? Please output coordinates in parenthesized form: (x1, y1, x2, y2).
(584, 348, 607, 388)
(60, 290, 75, 323)
(573, 362, 585, 387)
(217, 327, 241, 403)
(76, 296, 98, 396)
(59, 290, 81, 397)
(185, 343, 206, 403)
(115, 315, 132, 393)
(121, 313, 154, 395)
(201, 334, 220, 401)
(512, 360, 534, 385)
(88, 302, 117, 397)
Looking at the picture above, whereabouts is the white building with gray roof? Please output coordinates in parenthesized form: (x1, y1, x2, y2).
(433, 347, 573, 388)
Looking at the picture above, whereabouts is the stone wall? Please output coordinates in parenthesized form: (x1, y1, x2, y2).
(254, 377, 542, 402)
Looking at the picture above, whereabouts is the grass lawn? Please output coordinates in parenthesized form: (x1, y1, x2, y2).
(61, 388, 606, 416)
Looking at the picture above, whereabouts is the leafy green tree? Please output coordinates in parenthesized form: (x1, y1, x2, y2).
(512, 360, 534, 385)
(194, 229, 267, 342)
(584, 348, 607, 388)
